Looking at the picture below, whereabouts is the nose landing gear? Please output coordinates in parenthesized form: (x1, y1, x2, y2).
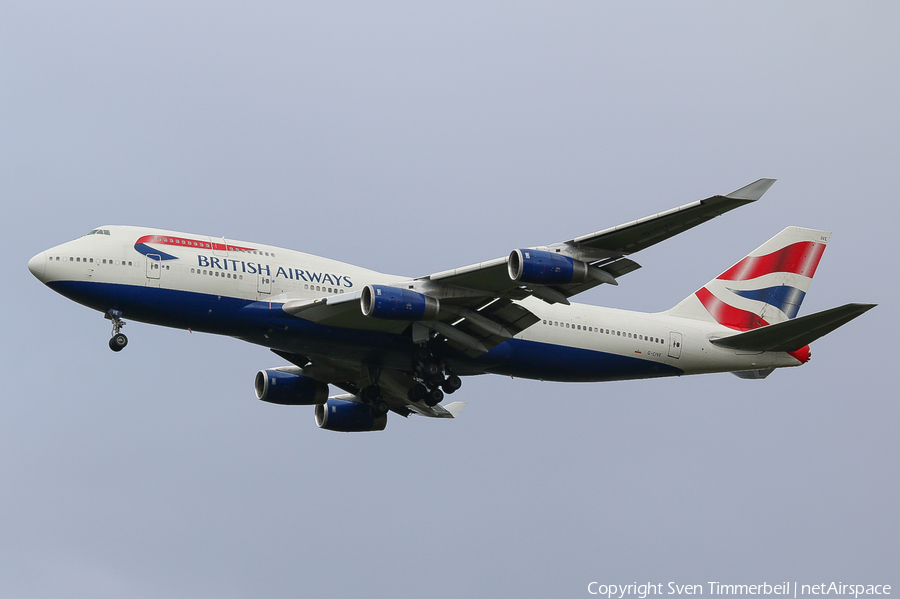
(105, 310, 128, 352)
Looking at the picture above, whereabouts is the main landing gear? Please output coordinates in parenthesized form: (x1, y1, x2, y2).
(407, 346, 462, 407)
(105, 310, 128, 352)
(357, 347, 463, 414)
(360, 384, 390, 418)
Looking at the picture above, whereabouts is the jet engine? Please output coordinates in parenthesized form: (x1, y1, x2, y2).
(360, 284, 440, 321)
(508, 249, 590, 286)
(254, 369, 329, 405)
(315, 398, 388, 432)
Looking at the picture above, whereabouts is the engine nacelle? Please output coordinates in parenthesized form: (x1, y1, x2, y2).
(360, 284, 440, 321)
(315, 398, 387, 432)
(255, 369, 329, 405)
(508, 249, 589, 286)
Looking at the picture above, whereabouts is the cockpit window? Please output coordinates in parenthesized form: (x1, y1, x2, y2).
(84, 229, 111, 236)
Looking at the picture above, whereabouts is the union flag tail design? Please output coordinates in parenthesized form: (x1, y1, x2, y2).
(668, 227, 830, 330)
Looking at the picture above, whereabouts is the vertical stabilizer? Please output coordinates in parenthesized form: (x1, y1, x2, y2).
(668, 227, 830, 330)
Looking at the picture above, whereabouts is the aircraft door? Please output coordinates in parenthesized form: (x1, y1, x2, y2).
(209, 236, 228, 257)
(146, 254, 161, 280)
(668, 331, 683, 359)
(257, 273, 272, 294)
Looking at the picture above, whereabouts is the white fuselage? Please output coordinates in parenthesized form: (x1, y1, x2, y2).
(28, 225, 804, 382)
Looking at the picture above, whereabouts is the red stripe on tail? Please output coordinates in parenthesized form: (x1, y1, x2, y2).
(695, 287, 770, 331)
(717, 241, 826, 281)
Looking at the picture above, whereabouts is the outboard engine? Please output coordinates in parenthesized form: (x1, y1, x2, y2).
(254, 369, 328, 405)
(508, 249, 590, 286)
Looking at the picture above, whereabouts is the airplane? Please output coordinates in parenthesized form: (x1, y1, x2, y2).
(27, 179, 875, 432)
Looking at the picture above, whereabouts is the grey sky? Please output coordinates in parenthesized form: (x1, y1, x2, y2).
(2, 2, 897, 597)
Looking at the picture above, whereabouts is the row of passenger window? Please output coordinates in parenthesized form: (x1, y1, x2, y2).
(542, 319, 666, 344)
(48, 256, 137, 267)
(191, 268, 244, 280)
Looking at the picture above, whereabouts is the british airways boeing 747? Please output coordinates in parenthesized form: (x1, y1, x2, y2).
(27, 179, 874, 432)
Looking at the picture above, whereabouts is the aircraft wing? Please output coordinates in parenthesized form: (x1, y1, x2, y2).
(422, 178, 775, 300)
(281, 179, 774, 356)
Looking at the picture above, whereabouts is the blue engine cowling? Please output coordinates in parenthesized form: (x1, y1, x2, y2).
(508, 249, 589, 285)
(361, 284, 440, 321)
(255, 369, 329, 405)
(315, 398, 387, 432)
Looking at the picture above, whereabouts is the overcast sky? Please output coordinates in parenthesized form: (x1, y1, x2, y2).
(2, 2, 898, 597)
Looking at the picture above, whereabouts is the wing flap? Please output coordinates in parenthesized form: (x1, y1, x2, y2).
(447, 298, 541, 356)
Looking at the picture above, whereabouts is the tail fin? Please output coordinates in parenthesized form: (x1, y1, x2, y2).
(668, 226, 830, 330)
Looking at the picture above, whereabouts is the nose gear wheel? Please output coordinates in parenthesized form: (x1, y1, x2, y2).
(105, 310, 128, 352)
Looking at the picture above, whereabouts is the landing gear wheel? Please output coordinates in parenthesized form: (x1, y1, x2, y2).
(372, 400, 389, 417)
(407, 383, 427, 402)
(422, 361, 441, 378)
(442, 375, 462, 394)
(109, 334, 128, 352)
(106, 310, 128, 352)
(414, 347, 431, 363)
(424, 387, 444, 407)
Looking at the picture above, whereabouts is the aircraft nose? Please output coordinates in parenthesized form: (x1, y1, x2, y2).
(28, 252, 47, 281)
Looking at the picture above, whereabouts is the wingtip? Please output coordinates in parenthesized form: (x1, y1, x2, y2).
(725, 178, 777, 201)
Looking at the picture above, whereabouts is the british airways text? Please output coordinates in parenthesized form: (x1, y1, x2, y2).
(197, 255, 353, 287)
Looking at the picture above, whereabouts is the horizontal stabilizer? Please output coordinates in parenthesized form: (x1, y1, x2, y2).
(710, 303, 876, 352)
